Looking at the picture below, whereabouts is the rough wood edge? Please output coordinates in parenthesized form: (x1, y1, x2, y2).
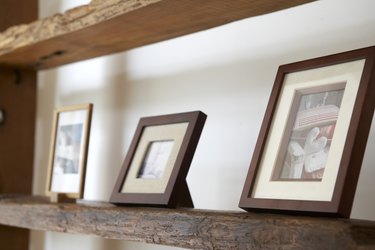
(0, 0, 161, 55)
(0, 0, 316, 69)
(0, 195, 374, 249)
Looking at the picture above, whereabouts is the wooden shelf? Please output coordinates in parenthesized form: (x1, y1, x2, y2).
(0, 195, 374, 249)
(6, 1, 375, 250)
(0, 0, 315, 70)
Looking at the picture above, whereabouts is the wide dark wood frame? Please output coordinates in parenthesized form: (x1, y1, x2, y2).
(46, 103, 93, 199)
(110, 111, 206, 208)
(239, 46, 375, 217)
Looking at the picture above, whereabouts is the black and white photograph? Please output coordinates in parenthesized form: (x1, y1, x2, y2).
(273, 83, 345, 181)
(53, 124, 83, 175)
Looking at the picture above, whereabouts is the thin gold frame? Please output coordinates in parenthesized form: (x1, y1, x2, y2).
(46, 103, 93, 199)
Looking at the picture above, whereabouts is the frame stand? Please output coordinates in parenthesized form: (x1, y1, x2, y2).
(50, 193, 76, 203)
(176, 180, 194, 208)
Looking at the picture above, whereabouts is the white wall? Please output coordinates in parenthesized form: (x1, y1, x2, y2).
(31, 0, 375, 249)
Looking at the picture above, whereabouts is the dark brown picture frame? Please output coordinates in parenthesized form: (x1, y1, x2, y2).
(110, 111, 206, 208)
(239, 46, 375, 217)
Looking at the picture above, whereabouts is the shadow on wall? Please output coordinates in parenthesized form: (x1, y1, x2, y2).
(31, 65, 58, 250)
(56, 55, 132, 202)
(31, 1, 375, 248)
(31, 46, 375, 250)
(31, 53, 276, 250)
(32, 54, 133, 250)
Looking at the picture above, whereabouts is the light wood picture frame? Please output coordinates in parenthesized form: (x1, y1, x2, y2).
(46, 103, 93, 199)
(240, 46, 375, 217)
(110, 111, 207, 208)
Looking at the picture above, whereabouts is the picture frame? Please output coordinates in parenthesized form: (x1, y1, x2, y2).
(110, 111, 207, 208)
(46, 103, 93, 199)
(239, 46, 375, 217)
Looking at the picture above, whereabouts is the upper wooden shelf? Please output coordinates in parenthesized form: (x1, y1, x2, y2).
(0, 0, 315, 70)
(0, 195, 374, 249)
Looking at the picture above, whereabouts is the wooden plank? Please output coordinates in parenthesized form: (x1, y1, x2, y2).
(0, 0, 315, 69)
(0, 0, 38, 32)
(0, 226, 29, 250)
(0, 68, 36, 250)
(0, 1, 37, 249)
(0, 68, 36, 194)
(0, 195, 374, 249)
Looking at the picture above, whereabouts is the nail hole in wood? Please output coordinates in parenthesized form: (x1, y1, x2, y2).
(39, 50, 66, 61)
(14, 70, 21, 84)
(0, 109, 5, 125)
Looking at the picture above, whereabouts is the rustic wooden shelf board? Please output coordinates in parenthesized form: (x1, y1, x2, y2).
(0, 195, 374, 249)
(0, 0, 315, 69)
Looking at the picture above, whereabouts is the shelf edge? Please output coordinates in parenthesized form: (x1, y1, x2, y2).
(0, 0, 316, 69)
(0, 195, 374, 249)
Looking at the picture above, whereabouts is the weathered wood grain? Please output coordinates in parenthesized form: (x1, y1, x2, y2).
(0, 1, 37, 249)
(0, 67, 36, 250)
(0, 195, 374, 249)
(0, 0, 316, 69)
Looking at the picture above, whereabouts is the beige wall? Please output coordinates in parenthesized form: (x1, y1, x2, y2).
(31, 0, 375, 249)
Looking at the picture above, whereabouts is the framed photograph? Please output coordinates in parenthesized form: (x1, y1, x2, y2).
(46, 103, 93, 199)
(110, 111, 206, 207)
(240, 46, 375, 217)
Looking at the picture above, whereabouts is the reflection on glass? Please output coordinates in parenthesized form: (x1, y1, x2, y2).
(137, 140, 174, 179)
